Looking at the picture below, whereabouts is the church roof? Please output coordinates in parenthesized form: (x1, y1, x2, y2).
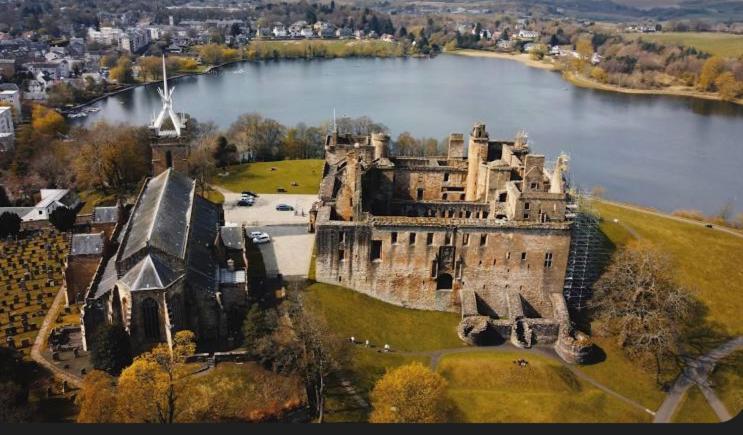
(184, 196, 219, 292)
(219, 226, 244, 250)
(92, 206, 119, 223)
(120, 169, 195, 262)
(120, 254, 180, 291)
(70, 233, 104, 256)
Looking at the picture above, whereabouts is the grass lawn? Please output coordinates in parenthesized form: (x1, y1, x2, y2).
(213, 160, 324, 194)
(623, 32, 743, 57)
(77, 190, 118, 214)
(709, 350, 743, 418)
(439, 351, 651, 423)
(201, 188, 225, 204)
(577, 336, 666, 410)
(672, 386, 720, 423)
(303, 282, 463, 352)
(594, 201, 743, 337)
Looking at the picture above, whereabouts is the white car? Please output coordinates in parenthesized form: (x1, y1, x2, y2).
(251, 232, 271, 244)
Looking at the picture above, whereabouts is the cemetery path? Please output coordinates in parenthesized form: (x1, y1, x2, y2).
(653, 336, 743, 423)
(30, 287, 82, 388)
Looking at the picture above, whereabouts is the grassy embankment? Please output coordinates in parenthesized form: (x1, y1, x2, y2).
(623, 32, 743, 58)
(587, 200, 743, 420)
(213, 159, 324, 194)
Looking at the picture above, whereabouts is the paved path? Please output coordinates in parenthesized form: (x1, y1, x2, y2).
(30, 287, 83, 388)
(653, 336, 743, 423)
(699, 383, 732, 422)
(598, 199, 743, 240)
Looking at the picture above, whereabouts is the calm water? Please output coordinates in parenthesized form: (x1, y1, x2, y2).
(81, 55, 743, 215)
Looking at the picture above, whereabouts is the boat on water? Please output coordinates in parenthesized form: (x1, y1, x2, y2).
(233, 68, 246, 74)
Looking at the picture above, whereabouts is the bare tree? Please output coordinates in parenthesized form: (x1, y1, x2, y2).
(589, 241, 695, 385)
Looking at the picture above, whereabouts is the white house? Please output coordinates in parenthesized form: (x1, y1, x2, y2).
(517, 30, 540, 41)
(272, 26, 288, 38)
(0, 189, 81, 222)
(0, 85, 21, 114)
(300, 27, 315, 38)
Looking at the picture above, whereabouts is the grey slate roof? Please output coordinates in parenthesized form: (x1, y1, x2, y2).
(219, 226, 244, 250)
(120, 169, 195, 262)
(184, 196, 220, 293)
(92, 206, 119, 223)
(70, 233, 104, 256)
(93, 256, 117, 299)
(121, 254, 180, 291)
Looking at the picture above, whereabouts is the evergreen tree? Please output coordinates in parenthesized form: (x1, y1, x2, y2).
(0, 212, 21, 238)
(49, 206, 76, 232)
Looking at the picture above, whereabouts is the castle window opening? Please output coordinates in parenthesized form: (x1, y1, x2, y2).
(409, 233, 416, 245)
(436, 273, 453, 290)
(370, 240, 382, 261)
(431, 261, 438, 278)
(482, 211, 489, 219)
(455, 261, 463, 280)
(530, 182, 538, 190)
(480, 234, 487, 246)
(391, 232, 398, 244)
(445, 233, 452, 245)
(427, 233, 434, 245)
(339, 248, 345, 261)
(443, 173, 450, 182)
(463, 233, 470, 245)
(339, 231, 345, 243)
(544, 252, 553, 268)
(417, 188, 424, 200)
(521, 252, 527, 262)
(443, 193, 448, 200)
(499, 192, 507, 202)
(524, 202, 530, 210)
(506, 252, 511, 260)
(466, 211, 471, 218)
(165, 150, 173, 169)
(524, 212, 530, 219)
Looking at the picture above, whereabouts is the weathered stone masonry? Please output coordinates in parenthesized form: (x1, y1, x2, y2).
(310, 123, 592, 362)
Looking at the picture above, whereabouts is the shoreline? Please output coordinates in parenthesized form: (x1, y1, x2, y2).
(450, 48, 743, 106)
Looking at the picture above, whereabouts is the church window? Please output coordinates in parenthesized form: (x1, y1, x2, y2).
(142, 298, 160, 340)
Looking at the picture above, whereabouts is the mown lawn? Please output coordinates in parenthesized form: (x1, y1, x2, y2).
(213, 159, 324, 194)
(77, 190, 118, 214)
(201, 188, 225, 204)
(439, 351, 651, 423)
(623, 32, 743, 57)
(672, 386, 720, 423)
(593, 201, 743, 337)
(577, 336, 666, 410)
(303, 282, 463, 352)
(709, 350, 743, 418)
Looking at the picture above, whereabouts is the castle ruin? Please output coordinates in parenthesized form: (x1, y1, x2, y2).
(310, 122, 591, 362)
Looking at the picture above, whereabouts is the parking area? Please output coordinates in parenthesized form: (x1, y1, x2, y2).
(222, 192, 316, 279)
(223, 193, 317, 226)
(246, 224, 315, 279)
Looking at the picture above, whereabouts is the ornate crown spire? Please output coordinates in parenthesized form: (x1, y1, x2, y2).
(151, 55, 182, 137)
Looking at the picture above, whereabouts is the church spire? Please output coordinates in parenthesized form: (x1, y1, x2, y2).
(151, 54, 183, 137)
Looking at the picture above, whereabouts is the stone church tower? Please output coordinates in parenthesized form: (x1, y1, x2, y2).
(150, 55, 191, 176)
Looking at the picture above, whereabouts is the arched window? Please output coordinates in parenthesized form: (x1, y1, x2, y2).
(436, 273, 453, 290)
(165, 150, 173, 168)
(142, 298, 160, 340)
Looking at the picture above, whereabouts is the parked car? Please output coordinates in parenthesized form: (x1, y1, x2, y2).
(252, 233, 271, 244)
(237, 199, 253, 207)
(275, 204, 294, 211)
(705, 224, 713, 228)
(248, 231, 266, 239)
(241, 191, 258, 198)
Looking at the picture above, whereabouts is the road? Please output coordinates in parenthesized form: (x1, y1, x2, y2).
(247, 224, 315, 279)
(653, 336, 743, 423)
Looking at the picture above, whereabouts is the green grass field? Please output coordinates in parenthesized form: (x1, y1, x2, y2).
(439, 351, 651, 423)
(304, 282, 463, 352)
(594, 201, 743, 336)
(77, 190, 118, 214)
(708, 350, 743, 418)
(213, 160, 324, 194)
(672, 386, 720, 423)
(624, 32, 743, 57)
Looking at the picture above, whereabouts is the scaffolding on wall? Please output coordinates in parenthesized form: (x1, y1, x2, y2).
(563, 194, 608, 311)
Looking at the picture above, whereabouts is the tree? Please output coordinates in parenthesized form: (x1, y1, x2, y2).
(75, 370, 117, 423)
(290, 304, 347, 422)
(369, 362, 451, 423)
(0, 347, 33, 423)
(49, 206, 76, 232)
(212, 135, 237, 169)
(227, 113, 286, 161)
(0, 212, 21, 238)
(73, 122, 151, 193)
(714, 72, 741, 101)
(697, 56, 725, 91)
(115, 330, 196, 423)
(89, 323, 133, 376)
(589, 241, 695, 385)
(31, 104, 67, 139)
(590, 66, 608, 83)
(109, 57, 133, 84)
